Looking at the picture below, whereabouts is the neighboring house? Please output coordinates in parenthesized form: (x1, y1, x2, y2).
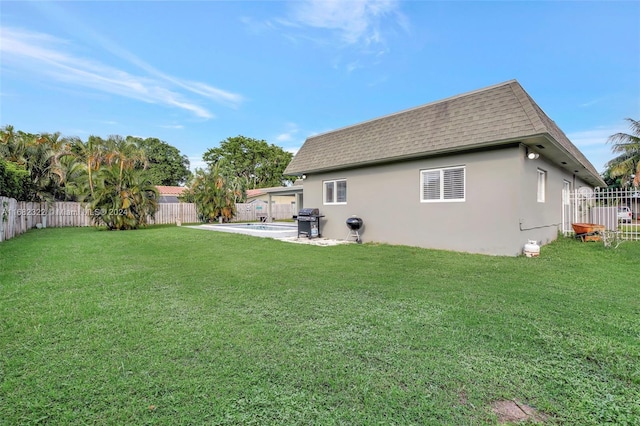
(246, 188, 297, 206)
(284, 80, 605, 256)
(244, 184, 304, 221)
(156, 186, 187, 203)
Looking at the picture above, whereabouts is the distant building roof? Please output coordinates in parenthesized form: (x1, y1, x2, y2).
(246, 189, 266, 198)
(285, 80, 604, 186)
(246, 184, 304, 198)
(156, 186, 187, 196)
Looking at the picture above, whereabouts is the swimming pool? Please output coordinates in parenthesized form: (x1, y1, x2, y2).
(228, 223, 296, 231)
(195, 222, 298, 238)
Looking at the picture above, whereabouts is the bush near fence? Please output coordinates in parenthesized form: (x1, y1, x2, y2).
(0, 197, 296, 242)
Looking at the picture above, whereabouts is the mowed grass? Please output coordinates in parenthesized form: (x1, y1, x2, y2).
(0, 227, 638, 425)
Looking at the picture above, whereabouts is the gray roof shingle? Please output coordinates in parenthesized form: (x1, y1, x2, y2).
(285, 80, 603, 184)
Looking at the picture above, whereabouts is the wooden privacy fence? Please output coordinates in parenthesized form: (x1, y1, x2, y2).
(0, 197, 295, 242)
(0, 198, 67, 242)
(149, 203, 197, 225)
(0, 197, 198, 242)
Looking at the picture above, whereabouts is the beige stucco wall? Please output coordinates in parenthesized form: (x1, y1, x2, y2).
(247, 194, 296, 205)
(303, 145, 590, 256)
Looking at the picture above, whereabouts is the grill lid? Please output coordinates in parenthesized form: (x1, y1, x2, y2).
(298, 208, 320, 216)
(346, 217, 363, 230)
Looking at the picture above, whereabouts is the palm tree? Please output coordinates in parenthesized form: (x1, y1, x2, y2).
(1, 127, 79, 201)
(191, 165, 238, 223)
(58, 135, 156, 229)
(40, 132, 79, 200)
(89, 164, 158, 230)
(24, 133, 55, 202)
(51, 152, 87, 201)
(606, 118, 640, 187)
(103, 136, 147, 182)
(229, 175, 248, 203)
(75, 136, 106, 198)
(1, 126, 32, 199)
(0, 126, 28, 166)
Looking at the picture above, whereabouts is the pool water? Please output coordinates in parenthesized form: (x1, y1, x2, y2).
(194, 222, 298, 239)
(222, 223, 296, 231)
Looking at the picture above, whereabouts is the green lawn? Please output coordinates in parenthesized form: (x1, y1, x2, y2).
(1, 227, 638, 425)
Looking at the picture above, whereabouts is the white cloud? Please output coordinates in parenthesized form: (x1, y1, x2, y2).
(346, 61, 361, 73)
(0, 26, 243, 119)
(568, 124, 629, 173)
(568, 127, 615, 147)
(188, 156, 208, 172)
(275, 123, 300, 142)
(180, 81, 243, 108)
(289, 0, 402, 46)
(579, 98, 603, 108)
(276, 133, 294, 142)
(273, 123, 305, 155)
(240, 0, 407, 73)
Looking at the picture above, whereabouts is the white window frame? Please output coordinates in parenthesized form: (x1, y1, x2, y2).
(323, 179, 347, 205)
(562, 180, 571, 205)
(420, 166, 466, 203)
(537, 169, 547, 203)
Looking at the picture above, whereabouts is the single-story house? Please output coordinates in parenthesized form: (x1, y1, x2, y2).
(156, 186, 187, 203)
(245, 183, 304, 221)
(246, 188, 298, 205)
(284, 80, 605, 256)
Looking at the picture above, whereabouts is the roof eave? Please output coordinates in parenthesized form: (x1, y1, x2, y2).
(286, 138, 525, 175)
(287, 135, 606, 188)
(263, 185, 304, 196)
(532, 135, 606, 187)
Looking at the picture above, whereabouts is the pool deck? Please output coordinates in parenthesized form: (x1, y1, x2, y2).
(188, 224, 352, 246)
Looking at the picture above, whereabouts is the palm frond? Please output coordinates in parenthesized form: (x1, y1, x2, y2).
(605, 118, 640, 188)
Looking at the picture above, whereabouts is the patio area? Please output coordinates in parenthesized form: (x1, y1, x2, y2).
(189, 223, 352, 246)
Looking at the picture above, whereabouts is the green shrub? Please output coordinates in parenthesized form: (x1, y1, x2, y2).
(0, 158, 31, 200)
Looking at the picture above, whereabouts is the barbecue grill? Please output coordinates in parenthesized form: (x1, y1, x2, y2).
(346, 216, 363, 243)
(296, 208, 324, 238)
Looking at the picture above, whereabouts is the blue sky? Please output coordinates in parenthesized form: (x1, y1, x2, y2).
(1, 1, 639, 174)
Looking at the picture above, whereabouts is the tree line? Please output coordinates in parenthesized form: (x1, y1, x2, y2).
(6, 117, 633, 229)
(1, 126, 296, 228)
(0, 126, 192, 229)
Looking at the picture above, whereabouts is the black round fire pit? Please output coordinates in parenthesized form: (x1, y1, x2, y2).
(346, 216, 363, 243)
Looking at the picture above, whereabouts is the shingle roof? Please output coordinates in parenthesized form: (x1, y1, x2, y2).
(284, 80, 603, 184)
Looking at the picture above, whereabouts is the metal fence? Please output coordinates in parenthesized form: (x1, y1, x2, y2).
(562, 188, 640, 242)
(0, 197, 296, 242)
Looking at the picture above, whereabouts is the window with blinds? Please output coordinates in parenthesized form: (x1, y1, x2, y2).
(420, 166, 465, 202)
(324, 179, 347, 204)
